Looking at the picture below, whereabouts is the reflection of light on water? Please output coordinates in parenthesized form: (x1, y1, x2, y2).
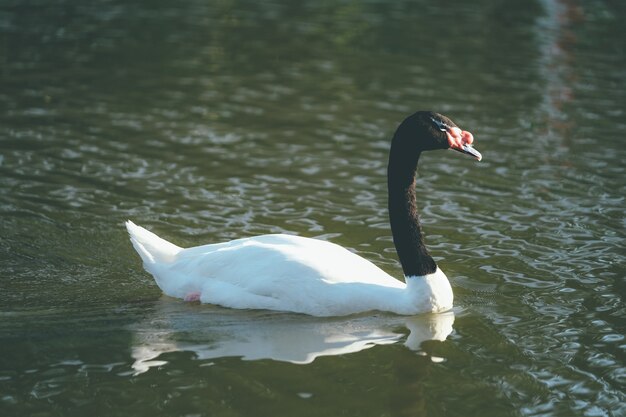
(130, 299, 455, 374)
(404, 312, 455, 350)
(536, 0, 583, 139)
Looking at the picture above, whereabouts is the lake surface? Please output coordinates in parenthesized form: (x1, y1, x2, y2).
(1, 0, 624, 416)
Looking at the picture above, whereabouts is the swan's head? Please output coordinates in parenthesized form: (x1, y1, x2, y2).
(403, 111, 482, 161)
(428, 112, 482, 161)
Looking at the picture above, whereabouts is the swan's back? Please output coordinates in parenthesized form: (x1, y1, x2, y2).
(178, 234, 398, 285)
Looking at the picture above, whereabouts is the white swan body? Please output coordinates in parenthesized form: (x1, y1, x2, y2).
(126, 221, 453, 317)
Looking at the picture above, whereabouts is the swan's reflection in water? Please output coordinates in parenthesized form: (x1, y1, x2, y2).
(130, 298, 455, 374)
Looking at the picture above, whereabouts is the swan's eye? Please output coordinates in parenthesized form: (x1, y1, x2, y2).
(430, 117, 451, 132)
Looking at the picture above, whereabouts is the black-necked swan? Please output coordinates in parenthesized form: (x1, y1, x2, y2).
(126, 111, 481, 317)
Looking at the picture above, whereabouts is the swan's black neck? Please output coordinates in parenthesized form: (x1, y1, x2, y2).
(387, 118, 438, 277)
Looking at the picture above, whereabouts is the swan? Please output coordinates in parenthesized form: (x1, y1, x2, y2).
(126, 111, 481, 317)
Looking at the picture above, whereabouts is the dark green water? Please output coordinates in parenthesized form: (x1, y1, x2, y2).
(1, 0, 624, 416)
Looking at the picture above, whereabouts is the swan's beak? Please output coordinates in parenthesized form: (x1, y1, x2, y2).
(452, 144, 482, 161)
(445, 128, 482, 161)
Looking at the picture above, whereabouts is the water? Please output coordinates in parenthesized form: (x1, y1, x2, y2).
(1, 0, 624, 415)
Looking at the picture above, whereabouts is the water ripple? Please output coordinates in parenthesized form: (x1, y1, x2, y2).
(1, 0, 625, 416)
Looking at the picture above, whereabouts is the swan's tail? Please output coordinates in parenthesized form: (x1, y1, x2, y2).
(125, 220, 183, 265)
